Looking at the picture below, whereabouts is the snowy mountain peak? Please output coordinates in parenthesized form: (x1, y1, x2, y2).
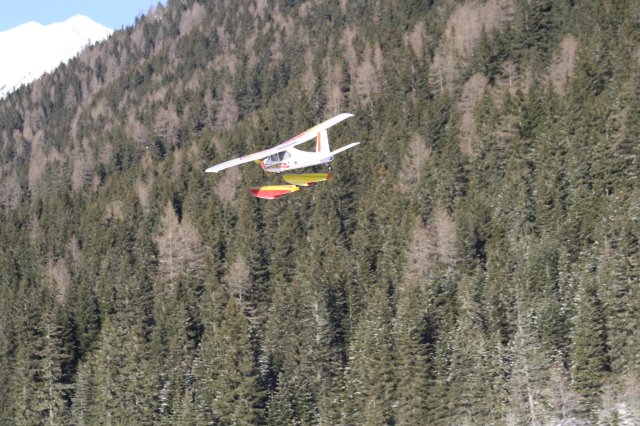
(0, 15, 113, 98)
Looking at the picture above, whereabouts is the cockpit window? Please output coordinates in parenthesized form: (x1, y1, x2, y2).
(269, 151, 289, 162)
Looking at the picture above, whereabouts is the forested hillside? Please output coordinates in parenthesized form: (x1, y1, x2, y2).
(1, 0, 639, 424)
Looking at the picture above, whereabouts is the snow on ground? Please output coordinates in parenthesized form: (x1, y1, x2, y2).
(0, 15, 112, 98)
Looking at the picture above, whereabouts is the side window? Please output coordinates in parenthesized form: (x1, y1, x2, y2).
(270, 151, 288, 161)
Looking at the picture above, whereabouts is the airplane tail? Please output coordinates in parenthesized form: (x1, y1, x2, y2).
(316, 129, 330, 155)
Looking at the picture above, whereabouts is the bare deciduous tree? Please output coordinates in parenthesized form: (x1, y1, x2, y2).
(155, 203, 205, 290)
(398, 134, 430, 193)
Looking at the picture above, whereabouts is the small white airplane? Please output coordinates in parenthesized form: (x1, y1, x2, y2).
(205, 113, 359, 199)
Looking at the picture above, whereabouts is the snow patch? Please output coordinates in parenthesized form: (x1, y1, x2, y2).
(0, 15, 113, 98)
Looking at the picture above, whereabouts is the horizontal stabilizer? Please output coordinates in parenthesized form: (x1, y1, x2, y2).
(249, 185, 299, 199)
(283, 173, 334, 187)
(330, 141, 360, 156)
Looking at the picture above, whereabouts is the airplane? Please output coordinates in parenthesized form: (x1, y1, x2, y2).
(205, 113, 359, 199)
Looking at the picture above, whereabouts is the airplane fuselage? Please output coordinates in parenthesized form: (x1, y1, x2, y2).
(261, 147, 333, 173)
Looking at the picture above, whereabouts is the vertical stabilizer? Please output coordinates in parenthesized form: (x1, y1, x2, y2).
(316, 129, 330, 155)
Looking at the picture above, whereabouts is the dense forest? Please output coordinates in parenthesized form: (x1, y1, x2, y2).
(0, 0, 639, 424)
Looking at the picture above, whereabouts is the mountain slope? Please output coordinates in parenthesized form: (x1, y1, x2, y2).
(0, 15, 112, 98)
(0, 0, 639, 424)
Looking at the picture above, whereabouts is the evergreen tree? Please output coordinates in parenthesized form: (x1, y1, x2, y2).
(508, 271, 552, 424)
(443, 273, 495, 424)
(89, 314, 157, 424)
(197, 296, 263, 424)
(4, 289, 66, 425)
(71, 359, 97, 426)
(393, 280, 431, 425)
(571, 269, 610, 416)
(66, 272, 101, 358)
(343, 285, 395, 425)
(34, 311, 73, 425)
(593, 203, 640, 375)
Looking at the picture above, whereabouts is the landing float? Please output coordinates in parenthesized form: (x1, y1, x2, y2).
(249, 185, 299, 200)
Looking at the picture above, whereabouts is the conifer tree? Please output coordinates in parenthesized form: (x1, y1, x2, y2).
(34, 312, 73, 425)
(171, 387, 199, 426)
(290, 198, 349, 424)
(5, 289, 64, 425)
(443, 273, 495, 424)
(230, 194, 269, 321)
(153, 274, 201, 419)
(266, 373, 299, 426)
(263, 202, 300, 289)
(0, 281, 16, 419)
(393, 279, 431, 425)
(8, 341, 42, 424)
(571, 269, 610, 416)
(593, 204, 640, 375)
(197, 296, 263, 425)
(71, 358, 97, 426)
(619, 72, 640, 190)
(343, 285, 395, 425)
(266, 364, 318, 425)
(90, 313, 157, 424)
(66, 272, 101, 358)
(508, 278, 551, 424)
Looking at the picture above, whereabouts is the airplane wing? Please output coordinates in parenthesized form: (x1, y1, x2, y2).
(205, 113, 353, 173)
(204, 146, 283, 173)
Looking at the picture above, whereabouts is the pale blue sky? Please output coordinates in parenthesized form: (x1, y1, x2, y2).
(0, 0, 164, 31)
